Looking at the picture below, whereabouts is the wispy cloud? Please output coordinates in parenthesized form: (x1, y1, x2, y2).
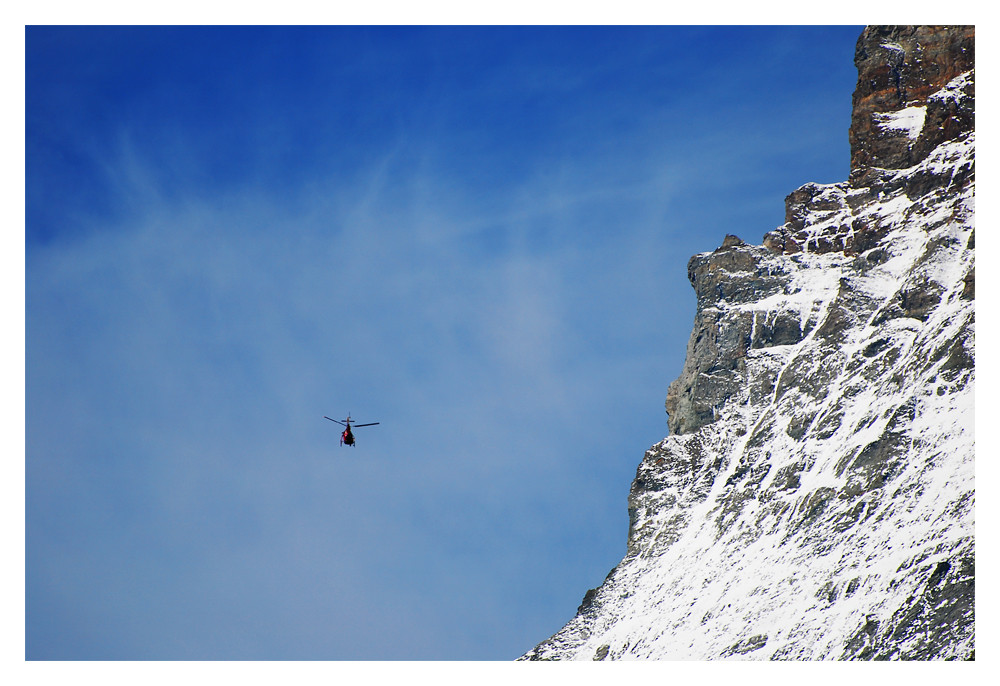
(26, 25, 863, 660)
(29, 134, 681, 656)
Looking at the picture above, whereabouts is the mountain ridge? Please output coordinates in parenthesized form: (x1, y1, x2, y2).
(520, 25, 974, 661)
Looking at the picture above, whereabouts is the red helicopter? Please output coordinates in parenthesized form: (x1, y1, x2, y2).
(325, 415, 379, 446)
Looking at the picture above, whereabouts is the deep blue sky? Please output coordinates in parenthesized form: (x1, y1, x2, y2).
(26, 25, 863, 660)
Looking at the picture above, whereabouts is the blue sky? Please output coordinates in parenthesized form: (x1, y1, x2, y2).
(25, 25, 863, 660)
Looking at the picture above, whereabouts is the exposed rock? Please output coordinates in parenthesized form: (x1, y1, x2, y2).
(720, 234, 746, 249)
(722, 634, 768, 657)
(665, 238, 793, 435)
(841, 552, 975, 660)
(849, 25, 974, 175)
(763, 26, 975, 259)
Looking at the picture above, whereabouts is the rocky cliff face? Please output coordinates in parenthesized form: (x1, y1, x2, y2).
(521, 26, 974, 661)
(848, 25, 974, 179)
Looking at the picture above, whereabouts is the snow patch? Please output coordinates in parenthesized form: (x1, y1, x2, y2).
(880, 42, 904, 53)
(875, 106, 926, 140)
(929, 70, 973, 105)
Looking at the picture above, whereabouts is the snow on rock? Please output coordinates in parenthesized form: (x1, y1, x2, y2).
(849, 25, 974, 178)
(520, 26, 974, 662)
(875, 106, 926, 140)
(929, 71, 974, 107)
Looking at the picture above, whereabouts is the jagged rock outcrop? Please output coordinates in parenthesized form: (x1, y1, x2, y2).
(521, 26, 974, 661)
(849, 26, 974, 176)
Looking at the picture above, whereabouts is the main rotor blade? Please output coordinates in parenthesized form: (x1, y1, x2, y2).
(324, 416, 348, 426)
(352, 422, 380, 427)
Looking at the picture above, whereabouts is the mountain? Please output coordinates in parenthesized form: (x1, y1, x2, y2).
(520, 25, 975, 661)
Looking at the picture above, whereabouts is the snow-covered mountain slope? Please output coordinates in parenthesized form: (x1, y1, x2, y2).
(521, 26, 974, 661)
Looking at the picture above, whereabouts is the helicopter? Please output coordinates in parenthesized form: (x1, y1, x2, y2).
(324, 415, 380, 446)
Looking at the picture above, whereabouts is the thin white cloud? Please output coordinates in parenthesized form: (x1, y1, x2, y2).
(26, 25, 864, 659)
